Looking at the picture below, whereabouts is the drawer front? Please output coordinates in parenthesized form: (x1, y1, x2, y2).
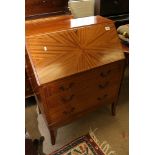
(46, 78, 121, 124)
(70, 83, 117, 111)
(47, 82, 118, 124)
(46, 73, 120, 109)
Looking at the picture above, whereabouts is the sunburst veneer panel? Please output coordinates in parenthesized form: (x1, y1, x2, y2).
(26, 23, 124, 84)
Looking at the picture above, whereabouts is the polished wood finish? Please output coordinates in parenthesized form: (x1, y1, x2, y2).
(26, 15, 112, 37)
(26, 24, 124, 84)
(26, 16, 125, 144)
(26, 0, 70, 19)
(25, 0, 71, 98)
(25, 15, 73, 98)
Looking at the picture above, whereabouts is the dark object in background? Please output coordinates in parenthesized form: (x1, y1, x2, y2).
(25, 139, 38, 155)
(25, 136, 45, 155)
(95, 0, 129, 27)
(25, 96, 36, 107)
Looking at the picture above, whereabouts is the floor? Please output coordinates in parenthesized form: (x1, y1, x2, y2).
(25, 67, 129, 155)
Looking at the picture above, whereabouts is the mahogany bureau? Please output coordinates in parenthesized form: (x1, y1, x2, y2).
(25, 15, 125, 145)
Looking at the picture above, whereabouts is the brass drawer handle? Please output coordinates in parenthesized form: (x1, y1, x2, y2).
(98, 81, 109, 89)
(61, 94, 75, 103)
(97, 94, 108, 101)
(59, 82, 74, 91)
(63, 107, 75, 115)
(100, 70, 111, 78)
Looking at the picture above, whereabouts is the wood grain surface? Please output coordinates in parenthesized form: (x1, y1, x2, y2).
(26, 15, 112, 36)
(25, 16, 125, 144)
(26, 16, 124, 85)
(25, 0, 69, 19)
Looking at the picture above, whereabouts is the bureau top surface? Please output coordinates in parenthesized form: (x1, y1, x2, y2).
(26, 15, 112, 36)
(26, 16, 125, 85)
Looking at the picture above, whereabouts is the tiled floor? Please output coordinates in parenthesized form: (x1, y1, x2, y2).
(25, 67, 129, 155)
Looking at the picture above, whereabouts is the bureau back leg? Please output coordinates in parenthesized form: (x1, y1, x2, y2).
(49, 127, 57, 145)
(111, 61, 126, 116)
(38, 106, 41, 114)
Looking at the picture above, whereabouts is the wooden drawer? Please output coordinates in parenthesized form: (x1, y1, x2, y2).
(46, 78, 119, 124)
(44, 78, 77, 98)
(91, 62, 123, 87)
(47, 86, 117, 125)
(72, 85, 117, 113)
(46, 75, 119, 107)
(93, 60, 123, 77)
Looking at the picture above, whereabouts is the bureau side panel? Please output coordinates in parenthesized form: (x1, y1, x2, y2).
(25, 49, 52, 124)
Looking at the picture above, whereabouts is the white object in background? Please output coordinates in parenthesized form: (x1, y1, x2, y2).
(68, 0, 94, 18)
(70, 16, 95, 27)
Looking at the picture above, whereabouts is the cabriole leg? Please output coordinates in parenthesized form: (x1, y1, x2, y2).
(49, 127, 57, 145)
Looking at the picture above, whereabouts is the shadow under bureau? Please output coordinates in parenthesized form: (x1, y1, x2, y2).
(25, 15, 125, 145)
